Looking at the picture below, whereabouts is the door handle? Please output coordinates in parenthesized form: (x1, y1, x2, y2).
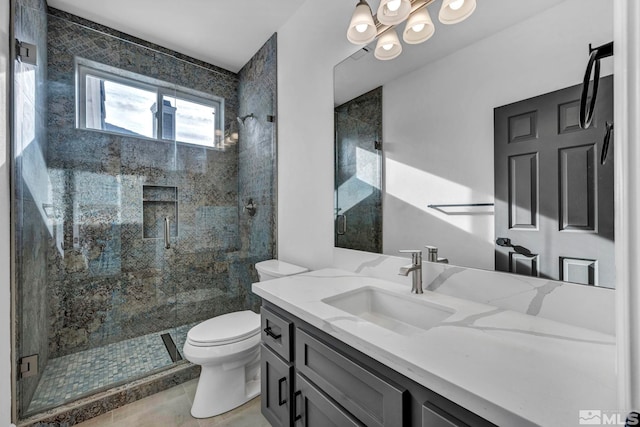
(496, 237, 511, 247)
(164, 217, 171, 249)
(496, 237, 534, 257)
(336, 214, 347, 235)
(278, 377, 287, 406)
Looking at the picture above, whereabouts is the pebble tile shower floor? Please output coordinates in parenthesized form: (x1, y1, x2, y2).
(28, 323, 197, 413)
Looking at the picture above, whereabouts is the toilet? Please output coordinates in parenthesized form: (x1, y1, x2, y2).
(183, 259, 308, 418)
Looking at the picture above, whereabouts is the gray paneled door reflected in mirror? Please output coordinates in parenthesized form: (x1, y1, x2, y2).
(494, 76, 614, 286)
(333, 0, 615, 288)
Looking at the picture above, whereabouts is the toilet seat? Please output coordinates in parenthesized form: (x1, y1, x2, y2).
(187, 310, 260, 347)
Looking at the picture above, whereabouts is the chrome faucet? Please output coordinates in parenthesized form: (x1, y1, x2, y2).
(398, 250, 423, 294)
(425, 245, 449, 264)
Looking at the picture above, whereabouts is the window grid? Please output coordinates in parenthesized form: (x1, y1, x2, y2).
(76, 59, 224, 149)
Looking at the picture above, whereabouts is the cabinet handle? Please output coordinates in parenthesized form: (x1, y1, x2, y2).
(278, 377, 287, 406)
(293, 390, 302, 421)
(263, 326, 281, 340)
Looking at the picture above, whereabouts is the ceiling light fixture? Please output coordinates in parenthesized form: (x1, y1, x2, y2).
(375, 28, 403, 60)
(346, 0, 477, 60)
(402, 5, 435, 44)
(377, 0, 412, 25)
(347, 0, 377, 44)
(439, 0, 477, 25)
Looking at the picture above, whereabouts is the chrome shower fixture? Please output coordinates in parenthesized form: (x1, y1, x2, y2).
(237, 113, 255, 125)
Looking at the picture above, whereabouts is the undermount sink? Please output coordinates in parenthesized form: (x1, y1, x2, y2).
(322, 287, 455, 335)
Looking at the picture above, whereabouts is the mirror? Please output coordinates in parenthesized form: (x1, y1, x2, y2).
(334, 0, 615, 288)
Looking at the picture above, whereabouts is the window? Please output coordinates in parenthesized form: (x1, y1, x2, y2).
(76, 59, 223, 148)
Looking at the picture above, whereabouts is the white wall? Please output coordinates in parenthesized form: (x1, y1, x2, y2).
(0, 0, 13, 425)
(383, 0, 613, 270)
(277, 0, 360, 270)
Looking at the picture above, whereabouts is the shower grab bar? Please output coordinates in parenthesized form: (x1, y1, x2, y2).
(164, 217, 171, 249)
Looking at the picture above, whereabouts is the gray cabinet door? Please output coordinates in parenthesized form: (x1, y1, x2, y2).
(261, 344, 293, 427)
(294, 373, 364, 427)
(494, 76, 614, 286)
(295, 328, 406, 427)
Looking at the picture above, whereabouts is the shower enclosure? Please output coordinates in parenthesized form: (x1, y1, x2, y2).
(12, 1, 277, 421)
(334, 87, 383, 253)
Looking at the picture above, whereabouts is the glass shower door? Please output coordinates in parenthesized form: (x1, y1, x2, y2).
(13, 0, 49, 417)
(13, 13, 184, 417)
(334, 87, 383, 253)
(166, 90, 243, 354)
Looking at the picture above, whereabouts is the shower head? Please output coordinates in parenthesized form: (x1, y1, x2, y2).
(237, 113, 255, 125)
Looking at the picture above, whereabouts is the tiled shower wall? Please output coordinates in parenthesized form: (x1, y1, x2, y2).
(44, 9, 276, 358)
(237, 34, 278, 309)
(13, 0, 50, 413)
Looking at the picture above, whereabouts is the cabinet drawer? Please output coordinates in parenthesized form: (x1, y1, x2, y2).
(422, 402, 469, 427)
(422, 393, 496, 427)
(261, 344, 293, 427)
(262, 306, 293, 362)
(295, 328, 406, 427)
(294, 373, 364, 427)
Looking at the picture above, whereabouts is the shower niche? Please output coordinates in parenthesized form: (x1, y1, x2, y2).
(143, 185, 178, 239)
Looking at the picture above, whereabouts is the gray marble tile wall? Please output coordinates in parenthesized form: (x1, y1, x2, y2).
(13, 0, 50, 416)
(334, 87, 383, 253)
(237, 34, 278, 311)
(44, 9, 275, 363)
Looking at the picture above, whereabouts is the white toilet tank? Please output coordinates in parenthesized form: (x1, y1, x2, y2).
(255, 259, 308, 281)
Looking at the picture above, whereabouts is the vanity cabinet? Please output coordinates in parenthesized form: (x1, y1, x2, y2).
(260, 303, 496, 427)
(261, 343, 293, 427)
(295, 328, 406, 427)
(294, 373, 364, 426)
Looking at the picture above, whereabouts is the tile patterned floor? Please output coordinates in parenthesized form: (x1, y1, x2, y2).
(75, 379, 271, 427)
(28, 323, 197, 413)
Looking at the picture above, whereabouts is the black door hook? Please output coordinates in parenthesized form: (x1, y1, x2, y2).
(579, 41, 613, 129)
(601, 121, 613, 165)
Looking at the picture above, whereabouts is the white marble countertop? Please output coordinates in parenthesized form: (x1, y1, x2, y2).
(252, 268, 617, 427)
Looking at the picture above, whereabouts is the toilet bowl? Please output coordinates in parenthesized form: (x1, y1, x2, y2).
(183, 310, 261, 418)
(183, 259, 307, 418)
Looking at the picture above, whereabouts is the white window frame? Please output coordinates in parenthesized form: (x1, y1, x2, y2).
(75, 57, 224, 148)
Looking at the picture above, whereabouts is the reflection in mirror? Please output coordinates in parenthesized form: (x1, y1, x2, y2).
(335, 87, 383, 253)
(334, 0, 615, 288)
